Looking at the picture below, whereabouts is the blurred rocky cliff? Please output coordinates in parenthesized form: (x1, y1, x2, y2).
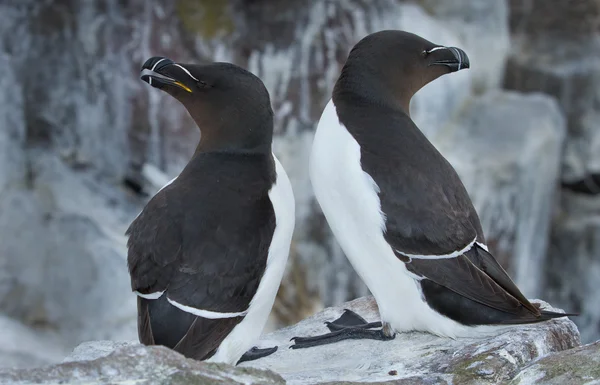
(0, 0, 598, 369)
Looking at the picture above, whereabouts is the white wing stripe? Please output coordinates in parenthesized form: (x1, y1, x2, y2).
(167, 298, 248, 319)
(395, 237, 477, 260)
(134, 290, 165, 300)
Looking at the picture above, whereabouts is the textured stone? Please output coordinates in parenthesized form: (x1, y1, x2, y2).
(62, 340, 138, 363)
(504, 0, 600, 343)
(433, 91, 566, 297)
(509, 0, 600, 39)
(0, 344, 285, 385)
(0, 152, 140, 348)
(509, 341, 600, 385)
(505, 1, 600, 182)
(416, 0, 510, 92)
(545, 192, 600, 343)
(2, 296, 581, 385)
(239, 296, 580, 385)
(0, 315, 69, 370)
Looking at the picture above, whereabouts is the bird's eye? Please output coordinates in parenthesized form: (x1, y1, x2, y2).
(422, 50, 429, 57)
(197, 80, 209, 89)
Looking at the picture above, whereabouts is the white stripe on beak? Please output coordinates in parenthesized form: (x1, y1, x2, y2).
(148, 58, 168, 86)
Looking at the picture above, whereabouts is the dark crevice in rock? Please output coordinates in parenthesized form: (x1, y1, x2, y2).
(561, 174, 600, 196)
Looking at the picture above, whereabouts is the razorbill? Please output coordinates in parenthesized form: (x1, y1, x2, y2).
(127, 57, 295, 364)
(291, 30, 574, 348)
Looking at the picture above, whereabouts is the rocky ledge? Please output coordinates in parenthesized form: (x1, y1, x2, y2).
(1, 296, 598, 385)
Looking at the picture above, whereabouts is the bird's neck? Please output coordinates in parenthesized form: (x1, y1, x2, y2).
(333, 64, 414, 117)
(194, 121, 273, 155)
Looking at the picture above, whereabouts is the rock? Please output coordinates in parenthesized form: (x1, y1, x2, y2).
(504, 0, 600, 182)
(0, 315, 70, 370)
(508, 0, 600, 40)
(0, 344, 285, 385)
(0, 44, 25, 194)
(239, 296, 580, 385)
(62, 340, 138, 363)
(1, 296, 581, 385)
(433, 90, 566, 298)
(0, 152, 140, 348)
(1, 296, 581, 384)
(545, 192, 600, 343)
(416, 0, 510, 92)
(503, 0, 600, 343)
(509, 341, 600, 385)
(0, 0, 146, 352)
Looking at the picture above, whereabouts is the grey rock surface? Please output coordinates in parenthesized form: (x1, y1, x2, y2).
(240, 296, 580, 385)
(62, 340, 138, 363)
(434, 91, 566, 298)
(504, 0, 600, 343)
(545, 192, 600, 343)
(0, 152, 140, 351)
(0, 344, 285, 385)
(0, 315, 70, 370)
(505, 0, 600, 182)
(0, 0, 148, 357)
(509, 341, 600, 385)
(416, 0, 510, 92)
(5, 296, 581, 385)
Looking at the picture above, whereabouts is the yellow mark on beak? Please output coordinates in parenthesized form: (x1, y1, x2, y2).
(175, 81, 193, 93)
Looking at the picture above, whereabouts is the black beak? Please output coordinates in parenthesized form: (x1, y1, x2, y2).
(140, 56, 193, 93)
(428, 47, 470, 72)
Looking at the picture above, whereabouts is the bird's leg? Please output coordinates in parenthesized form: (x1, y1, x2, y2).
(236, 346, 278, 364)
(290, 309, 395, 349)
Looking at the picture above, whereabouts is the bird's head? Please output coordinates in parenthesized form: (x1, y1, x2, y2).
(336, 30, 470, 112)
(140, 57, 274, 153)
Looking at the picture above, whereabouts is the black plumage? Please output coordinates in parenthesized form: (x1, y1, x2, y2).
(330, 31, 564, 324)
(291, 30, 574, 349)
(127, 58, 290, 363)
(127, 153, 276, 360)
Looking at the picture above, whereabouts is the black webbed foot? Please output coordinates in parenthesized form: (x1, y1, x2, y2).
(236, 346, 278, 364)
(290, 326, 394, 349)
(325, 309, 382, 332)
(289, 309, 395, 349)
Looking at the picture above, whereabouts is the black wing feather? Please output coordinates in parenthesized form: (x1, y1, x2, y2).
(333, 97, 541, 319)
(173, 315, 245, 361)
(126, 152, 276, 357)
(467, 245, 539, 314)
(127, 191, 182, 296)
(404, 249, 529, 315)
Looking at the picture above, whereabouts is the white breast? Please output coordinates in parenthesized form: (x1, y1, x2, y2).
(208, 154, 296, 364)
(309, 99, 492, 338)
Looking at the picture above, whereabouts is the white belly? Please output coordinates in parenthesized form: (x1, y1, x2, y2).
(309, 100, 492, 338)
(208, 154, 296, 363)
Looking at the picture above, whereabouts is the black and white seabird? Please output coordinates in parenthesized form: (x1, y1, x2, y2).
(291, 30, 573, 348)
(127, 57, 295, 364)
